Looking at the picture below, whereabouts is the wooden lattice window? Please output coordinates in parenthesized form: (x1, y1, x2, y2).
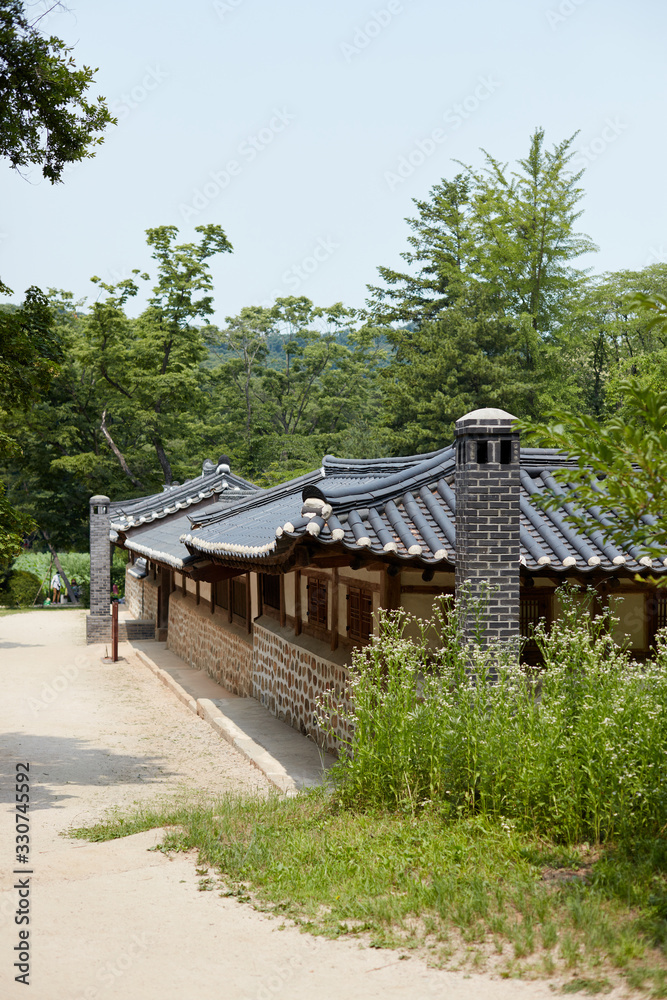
(657, 593, 667, 633)
(347, 586, 373, 643)
(307, 577, 327, 627)
(520, 593, 551, 647)
(231, 577, 247, 620)
(262, 574, 281, 612)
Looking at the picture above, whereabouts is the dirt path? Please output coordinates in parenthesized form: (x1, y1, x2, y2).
(0, 610, 605, 1000)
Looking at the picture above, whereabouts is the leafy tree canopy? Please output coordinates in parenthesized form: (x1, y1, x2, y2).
(522, 378, 667, 561)
(0, 0, 115, 183)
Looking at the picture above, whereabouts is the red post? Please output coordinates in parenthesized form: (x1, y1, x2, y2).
(111, 601, 119, 662)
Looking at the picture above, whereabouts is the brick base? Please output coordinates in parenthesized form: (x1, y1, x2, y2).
(86, 613, 155, 643)
(86, 613, 111, 643)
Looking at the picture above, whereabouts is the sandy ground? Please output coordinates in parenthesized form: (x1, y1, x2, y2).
(0, 609, 616, 1000)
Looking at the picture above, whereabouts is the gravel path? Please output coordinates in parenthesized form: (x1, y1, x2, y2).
(0, 609, 623, 1000)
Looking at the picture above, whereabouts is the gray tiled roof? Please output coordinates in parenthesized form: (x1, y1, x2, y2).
(110, 459, 257, 569)
(109, 461, 256, 532)
(180, 447, 667, 575)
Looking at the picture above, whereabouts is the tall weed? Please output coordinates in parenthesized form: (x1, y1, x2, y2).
(320, 586, 667, 843)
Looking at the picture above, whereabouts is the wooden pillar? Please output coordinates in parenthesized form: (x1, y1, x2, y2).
(330, 568, 339, 651)
(294, 570, 302, 636)
(381, 566, 401, 612)
(245, 572, 252, 633)
(196, 580, 200, 606)
(210, 581, 215, 615)
(279, 573, 286, 627)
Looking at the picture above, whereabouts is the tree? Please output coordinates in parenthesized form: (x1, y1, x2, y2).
(0, 0, 114, 183)
(555, 264, 667, 419)
(212, 296, 385, 481)
(0, 1, 114, 555)
(83, 224, 233, 486)
(0, 284, 61, 556)
(377, 283, 582, 453)
(367, 129, 596, 333)
(522, 378, 667, 561)
(367, 130, 597, 451)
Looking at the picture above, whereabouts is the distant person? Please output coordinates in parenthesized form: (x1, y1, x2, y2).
(70, 578, 81, 603)
(111, 583, 119, 599)
(50, 571, 62, 604)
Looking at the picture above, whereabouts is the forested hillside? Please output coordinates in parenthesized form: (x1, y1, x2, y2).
(2, 129, 666, 551)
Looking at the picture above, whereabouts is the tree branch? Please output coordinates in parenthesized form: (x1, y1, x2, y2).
(100, 410, 144, 489)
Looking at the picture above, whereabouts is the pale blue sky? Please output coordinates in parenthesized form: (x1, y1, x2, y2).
(2, 0, 665, 322)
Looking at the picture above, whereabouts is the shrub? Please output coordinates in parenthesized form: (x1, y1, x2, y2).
(320, 585, 667, 845)
(2, 570, 43, 607)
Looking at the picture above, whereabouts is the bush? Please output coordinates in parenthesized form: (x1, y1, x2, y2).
(12, 549, 126, 604)
(1, 570, 43, 607)
(320, 585, 667, 845)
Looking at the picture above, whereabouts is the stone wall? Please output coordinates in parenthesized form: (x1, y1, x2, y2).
(124, 569, 158, 624)
(124, 570, 143, 619)
(167, 591, 253, 696)
(252, 619, 351, 753)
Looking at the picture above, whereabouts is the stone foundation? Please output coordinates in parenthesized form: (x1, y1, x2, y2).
(252, 620, 351, 753)
(128, 584, 351, 751)
(167, 591, 253, 696)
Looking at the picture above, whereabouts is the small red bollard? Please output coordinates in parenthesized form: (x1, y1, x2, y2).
(111, 600, 119, 662)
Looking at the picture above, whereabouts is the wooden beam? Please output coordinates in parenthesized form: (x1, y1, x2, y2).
(294, 570, 302, 636)
(245, 572, 252, 633)
(196, 580, 200, 606)
(330, 568, 339, 651)
(400, 584, 454, 595)
(190, 564, 247, 583)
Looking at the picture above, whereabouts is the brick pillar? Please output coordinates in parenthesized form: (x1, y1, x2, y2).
(86, 494, 112, 644)
(455, 408, 520, 646)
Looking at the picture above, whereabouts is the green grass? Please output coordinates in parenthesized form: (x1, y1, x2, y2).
(70, 790, 667, 991)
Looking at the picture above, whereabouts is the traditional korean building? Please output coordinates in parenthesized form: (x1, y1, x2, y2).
(90, 409, 667, 751)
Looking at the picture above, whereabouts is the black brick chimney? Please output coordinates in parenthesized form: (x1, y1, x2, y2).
(455, 408, 520, 645)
